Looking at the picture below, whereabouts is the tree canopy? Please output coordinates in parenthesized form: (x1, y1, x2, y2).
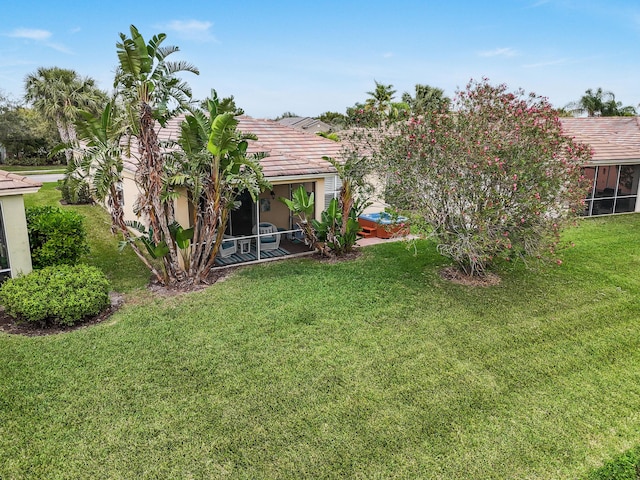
(24, 67, 107, 162)
(375, 79, 592, 277)
(0, 94, 59, 163)
(71, 25, 269, 286)
(401, 84, 450, 115)
(565, 87, 637, 117)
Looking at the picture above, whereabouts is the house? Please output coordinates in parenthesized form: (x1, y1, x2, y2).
(118, 116, 346, 264)
(0, 170, 41, 281)
(276, 116, 333, 134)
(561, 117, 640, 216)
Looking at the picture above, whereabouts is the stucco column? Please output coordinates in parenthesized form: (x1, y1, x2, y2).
(1, 195, 33, 277)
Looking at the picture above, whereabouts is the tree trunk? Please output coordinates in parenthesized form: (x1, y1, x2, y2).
(108, 183, 163, 283)
(136, 102, 186, 285)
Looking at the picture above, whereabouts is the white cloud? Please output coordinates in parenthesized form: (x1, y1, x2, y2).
(7, 28, 51, 41)
(47, 43, 74, 54)
(523, 58, 567, 68)
(159, 20, 217, 42)
(383, 52, 393, 58)
(4, 28, 73, 54)
(478, 47, 518, 58)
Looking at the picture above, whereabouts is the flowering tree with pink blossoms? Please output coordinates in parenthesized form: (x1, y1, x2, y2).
(378, 79, 592, 277)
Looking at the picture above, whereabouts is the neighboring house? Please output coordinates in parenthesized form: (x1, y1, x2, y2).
(0, 170, 41, 281)
(561, 117, 640, 216)
(276, 116, 333, 134)
(118, 116, 347, 263)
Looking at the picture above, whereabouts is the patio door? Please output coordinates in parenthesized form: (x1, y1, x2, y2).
(230, 190, 255, 236)
(0, 204, 10, 282)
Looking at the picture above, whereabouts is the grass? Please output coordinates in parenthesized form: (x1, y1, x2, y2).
(24, 183, 150, 292)
(2, 188, 640, 478)
(1, 164, 66, 174)
(584, 445, 640, 480)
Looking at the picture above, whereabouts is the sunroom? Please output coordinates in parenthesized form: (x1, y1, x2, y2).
(0, 170, 41, 282)
(560, 117, 640, 217)
(120, 116, 345, 266)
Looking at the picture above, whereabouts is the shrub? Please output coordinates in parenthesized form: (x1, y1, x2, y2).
(2, 156, 50, 167)
(584, 446, 640, 479)
(0, 264, 110, 326)
(58, 177, 93, 205)
(377, 79, 592, 276)
(58, 162, 93, 205)
(26, 205, 90, 268)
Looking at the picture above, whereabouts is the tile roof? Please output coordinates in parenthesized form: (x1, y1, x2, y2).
(276, 116, 333, 133)
(239, 116, 341, 177)
(0, 170, 42, 195)
(126, 115, 341, 178)
(560, 117, 640, 162)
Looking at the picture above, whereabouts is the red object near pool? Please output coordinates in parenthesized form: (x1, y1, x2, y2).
(357, 212, 410, 239)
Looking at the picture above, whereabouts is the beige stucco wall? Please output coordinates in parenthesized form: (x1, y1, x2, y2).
(257, 179, 324, 229)
(0, 195, 33, 277)
(121, 170, 141, 224)
(119, 171, 328, 230)
(174, 186, 191, 227)
(314, 178, 326, 216)
(362, 173, 388, 214)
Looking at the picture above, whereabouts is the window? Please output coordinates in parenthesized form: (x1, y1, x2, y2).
(0, 203, 10, 282)
(582, 164, 640, 216)
(324, 175, 341, 207)
(115, 181, 124, 206)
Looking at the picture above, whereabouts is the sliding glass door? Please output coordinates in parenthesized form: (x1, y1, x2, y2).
(0, 204, 10, 282)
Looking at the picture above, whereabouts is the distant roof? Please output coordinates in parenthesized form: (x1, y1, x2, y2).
(276, 116, 332, 134)
(561, 117, 640, 162)
(0, 170, 42, 196)
(131, 115, 341, 179)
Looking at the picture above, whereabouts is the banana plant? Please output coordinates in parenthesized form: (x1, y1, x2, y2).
(120, 221, 169, 259)
(312, 198, 361, 255)
(280, 185, 317, 248)
(168, 222, 194, 270)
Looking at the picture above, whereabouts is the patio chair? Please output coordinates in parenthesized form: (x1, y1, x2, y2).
(218, 235, 237, 257)
(252, 222, 281, 251)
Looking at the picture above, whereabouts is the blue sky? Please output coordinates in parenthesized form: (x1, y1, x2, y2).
(1, 0, 639, 118)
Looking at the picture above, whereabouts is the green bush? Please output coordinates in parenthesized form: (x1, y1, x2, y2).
(58, 164, 93, 205)
(58, 177, 93, 205)
(0, 264, 110, 326)
(584, 446, 640, 480)
(26, 205, 90, 268)
(2, 156, 50, 167)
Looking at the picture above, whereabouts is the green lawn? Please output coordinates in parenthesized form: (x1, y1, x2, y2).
(24, 183, 151, 292)
(1, 164, 66, 174)
(2, 189, 640, 478)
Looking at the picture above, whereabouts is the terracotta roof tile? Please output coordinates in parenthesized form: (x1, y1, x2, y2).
(560, 117, 640, 162)
(0, 170, 42, 195)
(127, 115, 341, 179)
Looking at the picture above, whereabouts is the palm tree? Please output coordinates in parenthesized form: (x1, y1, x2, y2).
(114, 24, 199, 284)
(365, 80, 396, 115)
(24, 67, 106, 162)
(566, 87, 637, 117)
(72, 102, 164, 283)
(402, 84, 450, 115)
